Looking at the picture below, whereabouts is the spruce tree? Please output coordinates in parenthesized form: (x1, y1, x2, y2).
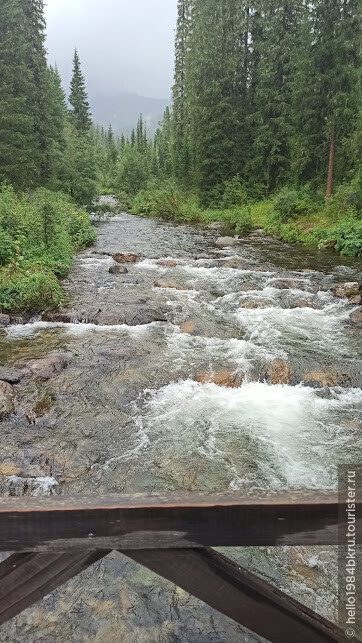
(69, 50, 92, 133)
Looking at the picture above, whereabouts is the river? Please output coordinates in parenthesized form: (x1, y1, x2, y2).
(0, 208, 361, 642)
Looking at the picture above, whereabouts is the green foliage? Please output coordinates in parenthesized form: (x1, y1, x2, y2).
(313, 215, 362, 257)
(211, 176, 248, 209)
(69, 49, 92, 134)
(0, 186, 95, 312)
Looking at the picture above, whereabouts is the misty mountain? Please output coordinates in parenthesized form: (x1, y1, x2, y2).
(89, 91, 170, 137)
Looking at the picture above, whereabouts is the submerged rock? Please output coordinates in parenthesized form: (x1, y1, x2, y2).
(224, 258, 247, 269)
(302, 369, 351, 387)
(196, 369, 243, 388)
(216, 236, 240, 247)
(25, 353, 70, 380)
(272, 279, 305, 290)
(113, 252, 139, 264)
(0, 366, 25, 384)
(154, 279, 187, 290)
(331, 282, 359, 299)
(263, 359, 292, 385)
(109, 264, 128, 275)
(349, 307, 362, 325)
(0, 381, 15, 420)
(157, 260, 177, 267)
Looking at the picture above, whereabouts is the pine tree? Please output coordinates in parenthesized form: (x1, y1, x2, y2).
(46, 65, 67, 189)
(69, 50, 92, 133)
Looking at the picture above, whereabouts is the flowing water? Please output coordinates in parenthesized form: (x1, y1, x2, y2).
(0, 209, 361, 642)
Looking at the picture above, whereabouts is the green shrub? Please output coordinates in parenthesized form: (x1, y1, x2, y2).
(313, 214, 362, 256)
(0, 268, 63, 313)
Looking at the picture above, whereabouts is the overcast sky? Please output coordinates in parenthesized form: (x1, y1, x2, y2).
(44, 0, 178, 99)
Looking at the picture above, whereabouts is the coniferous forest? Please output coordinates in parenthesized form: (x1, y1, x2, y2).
(0, 0, 361, 314)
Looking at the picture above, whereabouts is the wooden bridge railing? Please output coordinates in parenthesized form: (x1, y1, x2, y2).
(0, 490, 361, 642)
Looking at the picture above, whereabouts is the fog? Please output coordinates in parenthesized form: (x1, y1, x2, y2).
(44, 0, 178, 100)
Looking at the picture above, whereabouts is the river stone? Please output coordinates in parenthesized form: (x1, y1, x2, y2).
(0, 381, 15, 420)
(154, 279, 187, 290)
(263, 359, 292, 385)
(302, 369, 351, 387)
(0, 314, 10, 326)
(196, 370, 243, 388)
(349, 295, 362, 305)
(272, 279, 305, 290)
(290, 299, 315, 309)
(179, 321, 196, 334)
(224, 258, 247, 269)
(216, 236, 240, 247)
(123, 304, 168, 326)
(331, 282, 359, 299)
(113, 252, 139, 264)
(109, 264, 128, 275)
(349, 307, 362, 325)
(25, 353, 70, 379)
(0, 366, 25, 384)
(42, 308, 76, 323)
(206, 222, 225, 230)
(157, 260, 177, 268)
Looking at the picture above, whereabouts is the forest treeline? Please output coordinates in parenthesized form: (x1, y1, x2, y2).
(0, 0, 361, 314)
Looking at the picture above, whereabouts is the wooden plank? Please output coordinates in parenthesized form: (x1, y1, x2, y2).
(0, 551, 108, 626)
(0, 490, 358, 552)
(123, 547, 358, 643)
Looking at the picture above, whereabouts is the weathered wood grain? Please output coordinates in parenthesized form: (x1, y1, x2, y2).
(0, 490, 358, 552)
(0, 551, 108, 626)
(123, 547, 358, 643)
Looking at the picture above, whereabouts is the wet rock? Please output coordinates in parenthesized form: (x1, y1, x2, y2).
(0, 381, 15, 420)
(291, 299, 315, 309)
(42, 308, 77, 323)
(349, 307, 362, 325)
(302, 369, 351, 387)
(113, 252, 139, 264)
(216, 236, 240, 247)
(0, 314, 10, 327)
(109, 264, 128, 275)
(349, 295, 362, 305)
(272, 279, 305, 290)
(196, 369, 243, 388)
(179, 321, 196, 334)
(154, 280, 187, 290)
(0, 366, 25, 384)
(1, 475, 59, 497)
(263, 359, 292, 385)
(123, 304, 168, 326)
(10, 315, 26, 325)
(157, 260, 177, 268)
(224, 258, 247, 269)
(251, 229, 265, 236)
(25, 353, 70, 379)
(331, 282, 359, 299)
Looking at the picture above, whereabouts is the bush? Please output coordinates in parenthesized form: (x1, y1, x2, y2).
(313, 214, 362, 256)
(210, 175, 248, 209)
(0, 186, 95, 312)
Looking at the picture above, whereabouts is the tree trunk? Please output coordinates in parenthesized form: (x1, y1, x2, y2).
(326, 125, 335, 200)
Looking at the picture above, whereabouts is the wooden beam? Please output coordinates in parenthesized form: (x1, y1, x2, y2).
(0, 490, 357, 552)
(123, 547, 357, 643)
(0, 551, 108, 626)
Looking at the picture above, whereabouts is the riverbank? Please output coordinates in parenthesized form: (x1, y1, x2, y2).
(0, 187, 96, 316)
(130, 183, 362, 257)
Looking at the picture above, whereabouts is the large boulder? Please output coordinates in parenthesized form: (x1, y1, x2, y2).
(350, 307, 362, 325)
(0, 381, 15, 420)
(109, 264, 128, 275)
(331, 282, 359, 299)
(216, 236, 240, 247)
(113, 252, 139, 264)
(0, 475, 59, 497)
(42, 308, 77, 323)
(196, 369, 243, 388)
(0, 366, 25, 384)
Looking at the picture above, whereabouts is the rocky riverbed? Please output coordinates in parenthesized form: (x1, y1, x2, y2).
(0, 211, 361, 642)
